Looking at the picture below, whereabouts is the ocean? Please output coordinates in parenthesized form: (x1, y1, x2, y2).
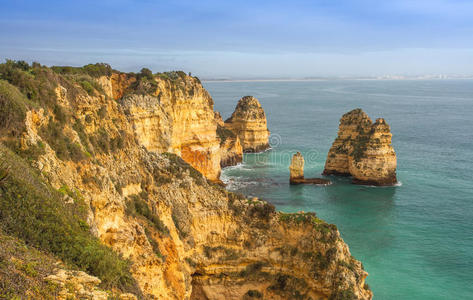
(204, 79, 473, 300)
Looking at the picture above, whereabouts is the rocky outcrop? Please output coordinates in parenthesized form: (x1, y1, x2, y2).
(323, 108, 397, 186)
(290, 152, 332, 185)
(113, 73, 223, 181)
(0, 63, 372, 299)
(224, 96, 270, 153)
(215, 112, 243, 168)
(290, 152, 305, 182)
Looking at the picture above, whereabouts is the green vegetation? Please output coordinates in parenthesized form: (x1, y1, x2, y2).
(51, 63, 113, 78)
(203, 245, 239, 261)
(330, 286, 356, 300)
(0, 230, 62, 299)
(244, 290, 263, 298)
(144, 227, 163, 259)
(266, 273, 308, 300)
(350, 134, 370, 162)
(0, 144, 141, 294)
(162, 152, 206, 185)
(125, 193, 169, 235)
(0, 60, 61, 108)
(246, 201, 275, 221)
(0, 80, 35, 137)
(39, 117, 88, 162)
(239, 262, 266, 277)
(126, 68, 158, 95)
(216, 124, 236, 145)
(278, 212, 338, 243)
(156, 71, 187, 81)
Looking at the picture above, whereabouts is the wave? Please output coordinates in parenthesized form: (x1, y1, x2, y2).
(363, 181, 403, 188)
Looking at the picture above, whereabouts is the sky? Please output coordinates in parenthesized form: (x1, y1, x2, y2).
(1, 0, 473, 78)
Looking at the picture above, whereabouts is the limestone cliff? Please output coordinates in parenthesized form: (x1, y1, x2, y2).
(107, 72, 223, 181)
(0, 62, 372, 299)
(323, 108, 397, 186)
(225, 96, 270, 153)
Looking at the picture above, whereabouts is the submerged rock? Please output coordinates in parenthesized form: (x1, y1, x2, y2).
(323, 108, 397, 186)
(224, 96, 270, 153)
(290, 152, 332, 185)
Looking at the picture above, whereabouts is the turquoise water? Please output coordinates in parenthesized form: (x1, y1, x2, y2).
(204, 80, 473, 300)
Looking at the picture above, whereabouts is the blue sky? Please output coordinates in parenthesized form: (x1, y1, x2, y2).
(1, 0, 472, 78)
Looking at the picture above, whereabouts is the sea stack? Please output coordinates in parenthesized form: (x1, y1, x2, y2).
(290, 152, 332, 185)
(224, 96, 270, 152)
(323, 108, 397, 186)
(289, 152, 305, 182)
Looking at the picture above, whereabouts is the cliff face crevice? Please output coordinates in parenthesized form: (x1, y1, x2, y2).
(323, 108, 397, 186)
(0, 63, 372, 299)
(225, 96, 270, 153)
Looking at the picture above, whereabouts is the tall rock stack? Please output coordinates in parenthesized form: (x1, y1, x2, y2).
(289, 152, 305, 183)
(224, 96, 270, 153)
(289, 152, 332, 185)
(323, 108, 397, 186)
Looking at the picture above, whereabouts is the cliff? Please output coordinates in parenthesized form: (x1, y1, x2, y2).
(0, 61, 372, 299)
(323, 109, 397, 186)
(224, 96, 270, 153)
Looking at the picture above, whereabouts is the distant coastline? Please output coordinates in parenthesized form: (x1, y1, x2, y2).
(203, 76, 473, 82)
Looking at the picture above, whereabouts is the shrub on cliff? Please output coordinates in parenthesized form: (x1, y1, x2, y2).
(216, 124, 236, 145)
(125, 194, 169, 235)
(0, 80, 33, 137)
(51, 63, 112, 78)
(0, 144, 141, 295)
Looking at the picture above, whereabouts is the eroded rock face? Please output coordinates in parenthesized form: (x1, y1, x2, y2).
(225, 96, 270, 153)
(323, 108, 397, 186)
(114, 74, 222, 181)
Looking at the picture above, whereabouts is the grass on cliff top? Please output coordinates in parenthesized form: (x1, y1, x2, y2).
(0, 143, 142, 295)
(51, 63, 113, 78)
(0, 229, 61, 299)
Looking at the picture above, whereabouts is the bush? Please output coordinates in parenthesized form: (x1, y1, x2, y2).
(51, 63, 112, 78)
(0, 80, 35, 137)
(125, 194, 169, 235)
(139, 68, 154, 80)
(80, 80, 95, 96)
(0, 145, 140, 294)
(144, 227, 163, 259)
(39, 118, 87, 162)
(216, 125, 236, 145)
(245, 290, 263, 298)
(162, 152, 206, 185)
(0, 60, 59, 108)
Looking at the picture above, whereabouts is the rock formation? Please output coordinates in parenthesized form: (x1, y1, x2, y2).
(290, 152, 332, 185)
(224, 96, 270, 153)
(0, 62, 372, 299)
(118, 73, 223, 181)
(290, 152, 305, 181)
(323, 108, 397, 186)
(215, 112, 243, 167)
